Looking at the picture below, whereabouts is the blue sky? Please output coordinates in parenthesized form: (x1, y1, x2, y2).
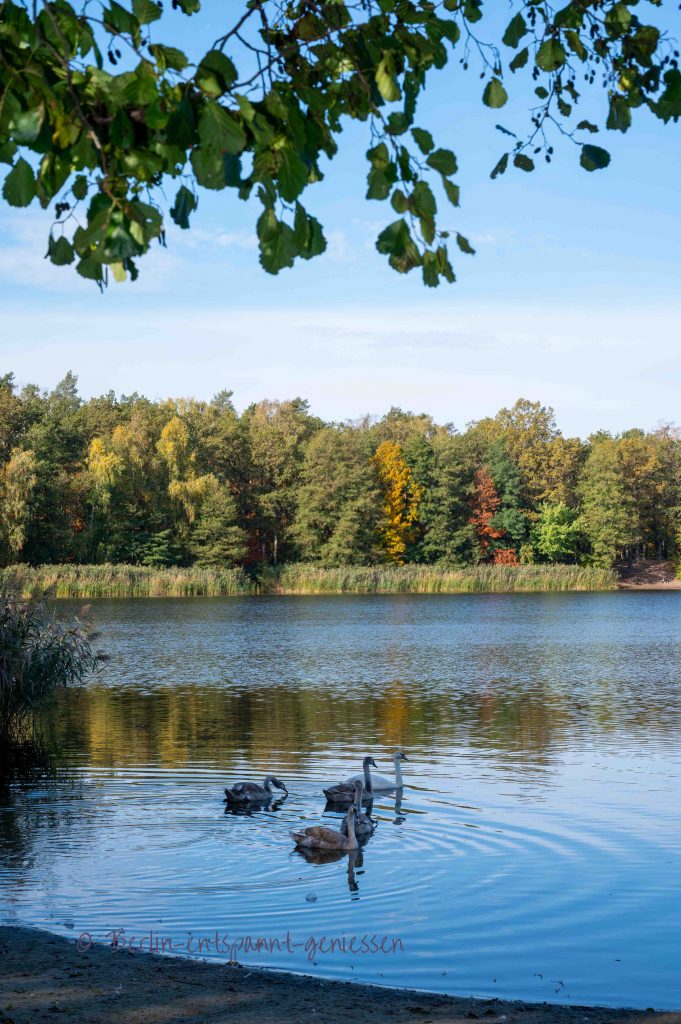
(1, 4, 680, 438)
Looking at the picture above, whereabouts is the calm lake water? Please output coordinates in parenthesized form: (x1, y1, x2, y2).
(1, 594, 680, 1008)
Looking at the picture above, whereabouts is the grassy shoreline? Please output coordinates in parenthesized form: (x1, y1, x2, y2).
(0, 562, 618, 598)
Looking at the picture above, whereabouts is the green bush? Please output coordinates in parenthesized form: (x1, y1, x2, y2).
(0, 591, 106, 770)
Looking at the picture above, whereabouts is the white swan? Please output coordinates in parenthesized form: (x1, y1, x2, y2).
(345, 751, 408, 791)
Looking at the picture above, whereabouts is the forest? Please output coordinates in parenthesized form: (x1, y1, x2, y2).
(0, 371, 679, 573)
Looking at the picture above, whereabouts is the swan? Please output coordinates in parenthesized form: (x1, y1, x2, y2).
(340, 779, 374, 837)
(290, 805, 358, 851)
(345, 750, 408, 791)
(323, 756, 376, 802)
(224, 775, 287, 804)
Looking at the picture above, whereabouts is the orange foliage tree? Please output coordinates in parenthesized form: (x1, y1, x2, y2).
(469, 466, 508, 562)
(373, 441, 423, 564)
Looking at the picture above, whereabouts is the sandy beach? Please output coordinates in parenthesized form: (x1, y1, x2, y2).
(1, 926, 679, 1024)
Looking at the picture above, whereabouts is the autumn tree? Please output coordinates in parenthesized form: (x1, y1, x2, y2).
(469, 466, 506, 562)
(373, 440, 423, 564)
(0, 448, 37, 564)
(1, 2, 679, 288)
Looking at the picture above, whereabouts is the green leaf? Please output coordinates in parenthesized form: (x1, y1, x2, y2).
(10, 106, 45, 144)
(293, 203, 326, 260)
(510, 47, 529, 72)
(536, 38, 567, 73)
(72, 176, 88, 201)
(132, 0, 161, 23)
(191, 147, 227, 189)
(198, 102, 246, 155)
(103, 2, 138, 37)
(422, 250, 440, 288)
(276, 146, 309, 202)
(375, 55, 401, 103)
(170, 185, 197, 229)
(196, 51, 237, 98)
(76, 255, 104, 283)
(103, 222, 142, 262)
(411, 181, 436, 218)
(483, 78, 508, 109)
(605, 3, 631, 38)
(565, 30, 587, 61)
(376, 218, 410, 256)
(513, 153, 534, 172)
(577, 120, 599, 134)
(490, 152, 509, 179)
(456, 232, 475, 255)
(2, 158, 36, 207)
(652, 69, 681, 123)
(535, 86, 549, 100)
(257, 209, 296, 274)
(391, 189, 409, 214)
(607, 95, 632, 133)
(110, 108, 134, 149)
(175, 0, 200, 12)
(411, 128, 434, 154)
(149, 44, 188, 71)
(502, 13, 527, 49)
(426, 148, 457, 176)
(47, 235, 75, 266)
(443, 178, 460, 207)
(580, 144, 611, 172)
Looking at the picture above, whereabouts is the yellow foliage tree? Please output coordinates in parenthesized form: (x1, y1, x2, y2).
(0, 447, 37, 563)
(87, 437, 124, 509)
(373, 440, 423, 564)
(156, 416, 193, 481)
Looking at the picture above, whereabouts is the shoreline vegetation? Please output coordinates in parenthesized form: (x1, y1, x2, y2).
(1, 926, 678, 1024)
(0, 563, 618, 598)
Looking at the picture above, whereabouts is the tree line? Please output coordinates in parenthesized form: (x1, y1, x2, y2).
(1, 371, 679, 572)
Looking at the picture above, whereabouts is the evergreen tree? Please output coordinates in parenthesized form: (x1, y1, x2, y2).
(191, 488, 246, 567)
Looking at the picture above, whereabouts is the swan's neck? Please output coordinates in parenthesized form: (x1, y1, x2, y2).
(345, 809, 357, 846)
(363, 762, 373, 794)
(353, 784, 363, 813)
(263, 777, 273, 793)
(393, 759, 403, 787)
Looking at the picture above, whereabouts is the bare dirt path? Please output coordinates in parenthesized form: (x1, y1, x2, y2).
(616, 560, 681, 590)
(1, 926, 680, 1024)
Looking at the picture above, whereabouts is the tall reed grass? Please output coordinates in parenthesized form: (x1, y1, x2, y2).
(0, 591, 106, 775)
(0, 562, 618, 598)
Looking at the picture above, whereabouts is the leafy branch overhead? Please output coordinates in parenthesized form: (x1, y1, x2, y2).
(0, 1, 679, 289)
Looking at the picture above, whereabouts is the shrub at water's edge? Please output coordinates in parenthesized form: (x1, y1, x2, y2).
(0, 591, 106, 776)
(0, 563, 618, 598)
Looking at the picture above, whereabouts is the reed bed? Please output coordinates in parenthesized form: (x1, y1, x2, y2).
(0, 563, 618, 597)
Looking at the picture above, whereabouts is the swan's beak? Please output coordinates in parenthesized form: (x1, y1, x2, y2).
(401, 753, 409, 761)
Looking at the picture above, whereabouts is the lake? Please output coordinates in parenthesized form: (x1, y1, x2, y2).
(1, 593, 680, 1008)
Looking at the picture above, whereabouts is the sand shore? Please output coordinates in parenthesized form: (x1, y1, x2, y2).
(1, 926, 679, 1024)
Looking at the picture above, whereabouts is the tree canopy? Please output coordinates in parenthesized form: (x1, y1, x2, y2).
(2, 374, 681, 571)
(1, 0, 679, 288)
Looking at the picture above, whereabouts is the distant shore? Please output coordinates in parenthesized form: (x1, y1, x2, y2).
(0, 563, 618, 598)
(1, 925, 678, 1024)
